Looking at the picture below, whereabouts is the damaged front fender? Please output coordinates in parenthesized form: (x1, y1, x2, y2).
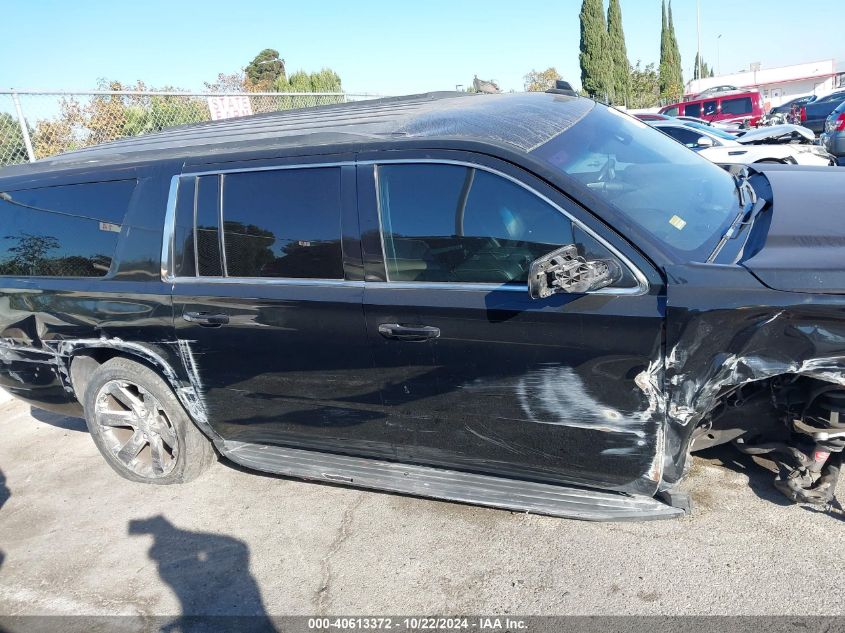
(662, 263, 845, 486)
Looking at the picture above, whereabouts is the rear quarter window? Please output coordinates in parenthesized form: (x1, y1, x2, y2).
(684, 102, 702, 118)
(0, 179, 135, 277)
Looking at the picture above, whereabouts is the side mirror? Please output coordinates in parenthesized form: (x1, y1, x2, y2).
(695, 136, 715, 148)
(528, 245, 622, 299)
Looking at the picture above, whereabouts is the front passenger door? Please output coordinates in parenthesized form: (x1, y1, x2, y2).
(360, 156, 665, 494)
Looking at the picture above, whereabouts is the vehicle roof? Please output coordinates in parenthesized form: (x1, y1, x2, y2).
(0, 92, 595, 178)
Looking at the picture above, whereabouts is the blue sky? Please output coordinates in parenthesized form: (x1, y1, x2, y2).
(1, 0, 841, 94)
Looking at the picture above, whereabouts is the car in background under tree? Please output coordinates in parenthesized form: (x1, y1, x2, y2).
(0, 91, 844, 521)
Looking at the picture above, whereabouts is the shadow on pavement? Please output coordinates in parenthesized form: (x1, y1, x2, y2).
(0, 467, 7, 569)
(129, 515, 277, 633)
(28, 406, 87, 433)
(696, 444, 794, 507)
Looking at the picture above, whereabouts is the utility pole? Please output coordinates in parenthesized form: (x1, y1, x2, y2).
(717, 34, 722, 76)
(696, 0, 702, 83)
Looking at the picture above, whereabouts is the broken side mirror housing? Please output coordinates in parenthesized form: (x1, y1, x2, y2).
(528, 245, 623, 299)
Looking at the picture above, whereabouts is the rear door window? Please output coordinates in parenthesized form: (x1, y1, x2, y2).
(684, 102, 702, 118)
(721, 97, 753, 115)
(220, 167, 343, 279)
(703, 100, 718, 116)
(0, 179, 135, 277)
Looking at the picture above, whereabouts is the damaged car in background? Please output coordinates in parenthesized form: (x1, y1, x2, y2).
(650, 120, 837, 166)
(0, 91, 843, 521)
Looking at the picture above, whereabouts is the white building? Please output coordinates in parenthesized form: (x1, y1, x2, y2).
(686, 59, 838, 109)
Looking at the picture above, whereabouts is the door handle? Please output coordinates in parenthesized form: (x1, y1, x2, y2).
(183, 312, 229, 327)
(378, 323, 440, 342)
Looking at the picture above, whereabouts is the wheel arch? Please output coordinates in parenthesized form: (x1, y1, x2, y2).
(62, 339, 219, 441)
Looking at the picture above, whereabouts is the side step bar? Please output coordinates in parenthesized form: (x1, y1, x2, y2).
(221, 441, 686, 522)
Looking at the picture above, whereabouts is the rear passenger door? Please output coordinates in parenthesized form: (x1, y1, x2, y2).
(169, 157, 382, 452)
(357, 153, 665, 494)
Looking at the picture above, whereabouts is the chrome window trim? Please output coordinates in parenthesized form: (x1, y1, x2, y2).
(161, 158, 650, 296)
(169, 277, 364, 288)
(365, 159, 650, 297)
(160, 175, 179, 282)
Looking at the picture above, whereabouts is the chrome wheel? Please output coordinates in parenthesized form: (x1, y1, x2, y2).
(93, 379, 179, 479)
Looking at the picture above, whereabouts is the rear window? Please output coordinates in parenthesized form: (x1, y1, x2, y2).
(0, 179, 135, 277)
(721, 97, 753, 115)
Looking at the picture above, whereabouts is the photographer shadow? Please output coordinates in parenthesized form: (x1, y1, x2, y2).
(129, 515, 277, 633)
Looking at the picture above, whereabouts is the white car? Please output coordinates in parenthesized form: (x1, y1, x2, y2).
(651, 121, 835, 166)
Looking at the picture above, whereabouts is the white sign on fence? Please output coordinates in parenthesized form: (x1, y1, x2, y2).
(207, 95, 253, 121)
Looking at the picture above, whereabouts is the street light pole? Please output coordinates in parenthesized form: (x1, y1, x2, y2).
(696, 0, 702, 83)
(717, 34, 722, 76)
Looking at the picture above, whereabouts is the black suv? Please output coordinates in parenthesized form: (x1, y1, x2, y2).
(1, 92, 843, 520)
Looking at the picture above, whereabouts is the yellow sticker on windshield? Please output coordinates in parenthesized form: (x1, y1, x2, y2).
(669, 215, 687, 230)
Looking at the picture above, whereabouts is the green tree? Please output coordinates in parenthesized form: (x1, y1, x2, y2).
(523, 68, 562, 92)
(693, 53, 714, 80)
(244, 49, 286, 90)
(659, 1, 683, 102)
(668, 2, 683, 89)
(606, 0, 629, 105)
(628, 61, 661, 108)
(0, 113, 29, 166)
(579, 0, 612, 100)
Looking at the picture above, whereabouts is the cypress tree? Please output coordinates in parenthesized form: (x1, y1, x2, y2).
(606, 0, 629, 105)
(667, 2, 684, 98)
(579, 0, 612, 101)
(658, 1, 671, 99)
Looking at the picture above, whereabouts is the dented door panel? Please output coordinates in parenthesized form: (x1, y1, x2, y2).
(364, 284, 666, 493)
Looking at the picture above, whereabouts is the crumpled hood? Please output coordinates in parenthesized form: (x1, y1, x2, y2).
(742, 166, 845, 293)
(736, 124, 815, 144)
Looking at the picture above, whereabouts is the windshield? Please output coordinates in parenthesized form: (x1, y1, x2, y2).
(532, 104, 739, 261)
(683, 120, 737, 140)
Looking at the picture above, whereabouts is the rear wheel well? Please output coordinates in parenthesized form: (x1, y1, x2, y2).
(69, 349, 168, 406)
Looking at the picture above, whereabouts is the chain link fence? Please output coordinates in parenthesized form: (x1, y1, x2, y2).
(0, 91, 386, 168)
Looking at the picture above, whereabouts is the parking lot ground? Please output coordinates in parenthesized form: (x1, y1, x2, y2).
(1, 396, 845, 618)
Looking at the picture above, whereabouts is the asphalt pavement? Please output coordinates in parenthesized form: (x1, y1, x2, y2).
(1, 396, 844, 619)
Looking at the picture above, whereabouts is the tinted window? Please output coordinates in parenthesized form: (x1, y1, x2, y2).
(221, 168, 343, 279)
(173, 177, 196, 277)
(0, 180, 134, 277)
(703, 100, 717, 116)
(721, 97, 753, 115)
(196, 176, 222, 276)
(377, 163, 634, 286)
(684, 102, 702, 117)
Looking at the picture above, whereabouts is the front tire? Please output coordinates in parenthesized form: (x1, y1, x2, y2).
(83, 357, 216, 484)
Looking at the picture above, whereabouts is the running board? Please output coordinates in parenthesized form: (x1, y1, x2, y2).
(221, 441, 685, 522)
